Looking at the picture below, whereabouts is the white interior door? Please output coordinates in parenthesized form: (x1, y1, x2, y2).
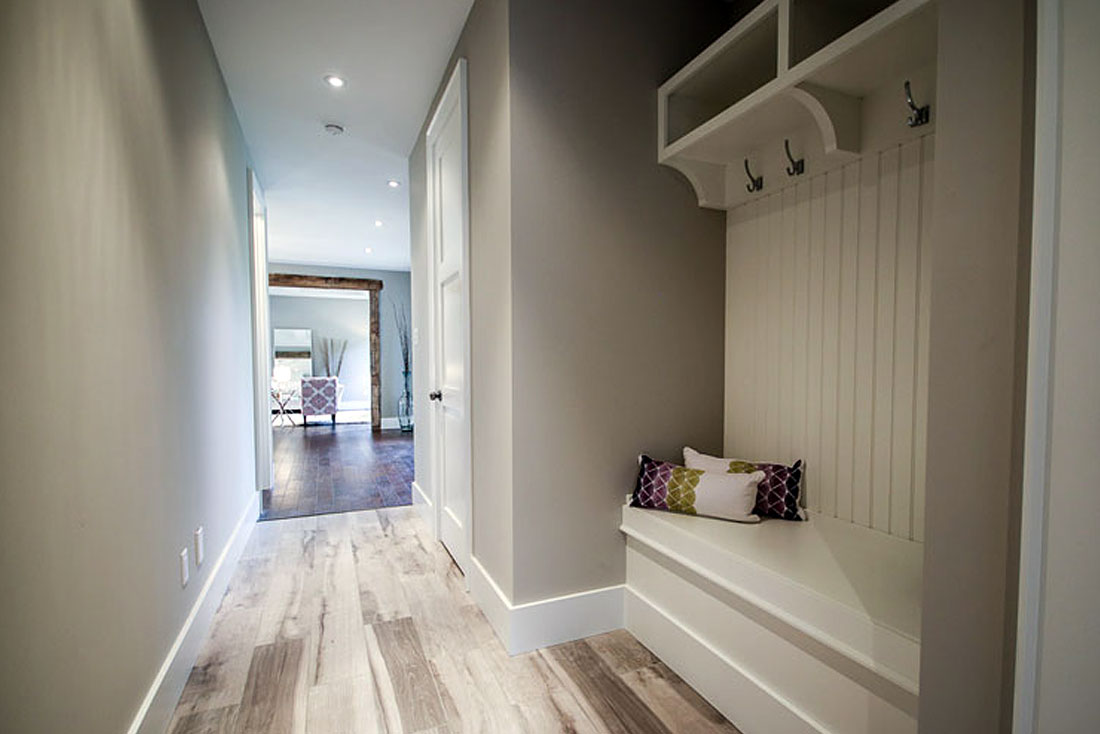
(427, 61, 471, 574)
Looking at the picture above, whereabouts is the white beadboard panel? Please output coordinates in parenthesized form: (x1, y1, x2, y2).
(724, 137, 934, 541)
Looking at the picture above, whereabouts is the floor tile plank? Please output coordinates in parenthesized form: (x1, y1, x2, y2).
(168, 705, 238, 734)
(235, 639, 306, 734)
(542, 640, 673, 734)
(369, 617, 447, 733)
(170, 509, 740, 734)
(621, 662, 742, 734)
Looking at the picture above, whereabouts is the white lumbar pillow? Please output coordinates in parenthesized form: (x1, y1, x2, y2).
(633, 454, 764, 524)
(691, 469, 765, 523)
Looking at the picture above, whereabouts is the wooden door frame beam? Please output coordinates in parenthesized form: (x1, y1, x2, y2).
(268, 272, 384, 431)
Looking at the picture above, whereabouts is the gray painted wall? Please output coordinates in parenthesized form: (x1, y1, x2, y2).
(507, 0, 728, 603)
(269, 264, 411, 418)
(410, 0, 728, 604)
(270, 294, 373, 405)
(0, 1, 256, 731)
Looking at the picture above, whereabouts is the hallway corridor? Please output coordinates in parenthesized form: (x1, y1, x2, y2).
(168, 508, 739, 734)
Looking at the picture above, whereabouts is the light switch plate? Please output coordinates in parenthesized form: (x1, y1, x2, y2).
(194, 526, 205, 567)
(179, 548, 190, 587)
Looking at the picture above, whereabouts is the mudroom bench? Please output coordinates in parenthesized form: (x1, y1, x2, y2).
(620, 504, 922, 734)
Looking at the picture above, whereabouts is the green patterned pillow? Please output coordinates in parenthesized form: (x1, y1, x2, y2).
(632, 455, 764, 523)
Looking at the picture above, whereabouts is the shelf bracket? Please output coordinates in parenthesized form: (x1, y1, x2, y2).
(661, 157, 727, 210)
(784, 83, 862, 158)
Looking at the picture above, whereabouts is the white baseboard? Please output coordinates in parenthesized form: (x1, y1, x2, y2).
(380, 416, 401, 430)
(411, 480, 433, 528)
(128, 491, 260, 734)
(467, 556, 624, 655)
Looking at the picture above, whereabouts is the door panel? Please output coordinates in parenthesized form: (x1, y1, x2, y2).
(428, 61, 470, 574)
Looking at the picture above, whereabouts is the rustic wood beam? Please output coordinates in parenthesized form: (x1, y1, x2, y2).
(268, 273, 383, 292)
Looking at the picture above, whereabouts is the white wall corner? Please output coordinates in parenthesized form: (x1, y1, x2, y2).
(128, 491, 260, 734)
(467, 556, 624, 656)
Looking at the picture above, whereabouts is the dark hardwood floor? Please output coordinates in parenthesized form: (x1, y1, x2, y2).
(261, 424, 414, 521)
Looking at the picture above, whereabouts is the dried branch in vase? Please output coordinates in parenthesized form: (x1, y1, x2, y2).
(391, 299, 412, 373)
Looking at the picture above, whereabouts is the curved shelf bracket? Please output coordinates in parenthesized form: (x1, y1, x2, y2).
(784, 83, 862, 158)
(661, 157, 727, 210)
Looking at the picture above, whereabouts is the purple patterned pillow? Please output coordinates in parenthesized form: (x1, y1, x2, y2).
(683, 447, 806, 521)
(739, 460, 805, 521)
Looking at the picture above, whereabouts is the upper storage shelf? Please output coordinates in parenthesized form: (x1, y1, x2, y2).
(659, 0, 938, 209)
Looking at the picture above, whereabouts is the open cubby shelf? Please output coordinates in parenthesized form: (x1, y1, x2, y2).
(658, 0, 937, 209)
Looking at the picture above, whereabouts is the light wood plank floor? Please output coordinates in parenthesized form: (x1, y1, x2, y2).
(169, 507, 740, 734)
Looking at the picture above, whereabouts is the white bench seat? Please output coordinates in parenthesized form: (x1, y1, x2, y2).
(621, 504, 923, 734)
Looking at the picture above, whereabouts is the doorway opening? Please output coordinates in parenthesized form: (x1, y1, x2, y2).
(261, 272, 414, 521)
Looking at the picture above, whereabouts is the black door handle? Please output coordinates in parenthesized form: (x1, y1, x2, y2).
(428, 390, 443, 402)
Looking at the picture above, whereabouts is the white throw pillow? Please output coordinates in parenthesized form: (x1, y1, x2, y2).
(683, 446, 808, 521)
(633, 454, 765, 524)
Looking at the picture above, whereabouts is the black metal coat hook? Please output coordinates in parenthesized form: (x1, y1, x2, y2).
(744, 159, 763, 193)
(784, 139, 805, 176)
(904, 80, 930, 127)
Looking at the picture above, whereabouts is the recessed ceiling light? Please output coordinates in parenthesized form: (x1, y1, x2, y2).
(364, 247, 373, 254)
(374, 220, 383, 227)
(323, 123, 345, 136)
(387, 179, 401, 188)
(324, 74, 346, 89)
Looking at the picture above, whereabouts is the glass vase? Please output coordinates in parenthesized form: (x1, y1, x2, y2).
(397, 370, 413, 432)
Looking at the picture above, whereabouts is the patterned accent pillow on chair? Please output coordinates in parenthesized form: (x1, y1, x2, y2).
(631, 455, 764, 524)
(683, 447, 806, 521)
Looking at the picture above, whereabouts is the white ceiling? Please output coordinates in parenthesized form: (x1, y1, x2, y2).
(198, 0, 474, 271)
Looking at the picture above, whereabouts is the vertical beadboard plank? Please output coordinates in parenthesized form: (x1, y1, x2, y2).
(836, 162, 861, 523)
(793, 180, 812, 499)
(766, 192, 784, 458)
(721, 136, 933, 539)
(725, 205, 744, 454)
(748, 198, 765, 455)
(871, 146, 900, 533)
(780, 185, 798, 462)
(820, 170, 844, 517)
(891, 141, 923, 537)
(912, 135, 935, 542)
(805, 176, 827, 513)
(745, 198, 762, 459)
(852, 153, 880, 528)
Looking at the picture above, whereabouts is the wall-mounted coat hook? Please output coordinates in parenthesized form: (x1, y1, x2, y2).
(744, 159, 763, 192)
(784, 139, 805, 176)
(904, 80, 930, 127)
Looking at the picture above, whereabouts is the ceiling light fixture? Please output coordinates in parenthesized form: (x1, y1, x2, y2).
(323, 123, 345, 136)
(374, 220, 383, 227)
(324, 74, 346, 89)
(364, 247, 373, 254)
(387, 179, 401, 188)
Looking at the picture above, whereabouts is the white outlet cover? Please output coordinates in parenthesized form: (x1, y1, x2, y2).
(194, 526, 205, 567)
(179, 548, 189, 587)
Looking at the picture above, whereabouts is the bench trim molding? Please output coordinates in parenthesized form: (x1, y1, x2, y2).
(621, 519, 920, 697)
